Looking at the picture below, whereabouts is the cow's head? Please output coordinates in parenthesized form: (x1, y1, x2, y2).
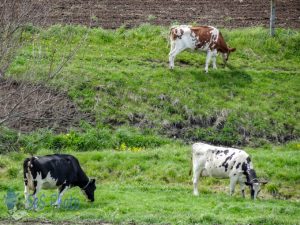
(81, 178, 96, 202)
(222, 47, 236, 65)
(245, 178, 268, 199)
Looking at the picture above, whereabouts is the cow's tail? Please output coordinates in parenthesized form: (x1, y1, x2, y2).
(23, 157, 31, 185)
(168, 27, 180, 52)
(166, 28, 173, 48)
(23, 156, 36, 171)
(189, 154, 193, 176)
(23, 156, 38, 184)
(189, 144, 196, 176)
(189, 147, 194, 176)
(169, 27, 176, 40)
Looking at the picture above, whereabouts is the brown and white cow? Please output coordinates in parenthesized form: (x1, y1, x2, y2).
(169, 25, 236, 73)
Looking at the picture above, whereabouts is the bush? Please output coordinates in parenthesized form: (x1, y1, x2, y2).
(0, 127, 23, 154)
(115, 127, 170, 148)
(11, 125, 171, 153)
(7, 167, 19, 179)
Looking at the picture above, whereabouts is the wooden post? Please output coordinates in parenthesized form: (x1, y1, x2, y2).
(270, 0, 276, 36)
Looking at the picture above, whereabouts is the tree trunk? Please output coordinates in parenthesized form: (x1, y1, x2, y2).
(270, 0, 276, 36)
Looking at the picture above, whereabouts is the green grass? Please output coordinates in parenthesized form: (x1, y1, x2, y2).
(1, 24, 300, 224)
(7, 24, 300, 147)
(0, 143, 300, 224)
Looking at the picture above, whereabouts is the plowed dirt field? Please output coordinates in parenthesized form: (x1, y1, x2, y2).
(41, 0, 299, 28)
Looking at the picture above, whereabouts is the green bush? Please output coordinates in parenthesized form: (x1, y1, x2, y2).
(266, 183, 279, 196)
(115, 127, 170, 148)
(0, 127, 23, 154)
(7, 167, 19, 179)
(11, 125, 171, 153)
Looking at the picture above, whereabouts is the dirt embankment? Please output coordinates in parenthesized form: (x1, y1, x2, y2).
(0, 78, 92, 133)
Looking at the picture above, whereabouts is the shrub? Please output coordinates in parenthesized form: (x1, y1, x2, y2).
(115, 127, 170, 148)
(0, 127, 23, 154)
(7, 167, 19, 179)
(266, 183, 279, 197)
(13, 125, 171, 153)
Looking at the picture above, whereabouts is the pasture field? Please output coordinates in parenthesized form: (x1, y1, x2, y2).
(0, 143, 300, 224)
(0, 24, 300, 224)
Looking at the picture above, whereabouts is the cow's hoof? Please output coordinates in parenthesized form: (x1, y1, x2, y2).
(52, 202, 60, 208)
(25, 204, 30, 210)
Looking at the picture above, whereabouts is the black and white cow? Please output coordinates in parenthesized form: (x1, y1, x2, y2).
(23, 154, 96, 209)
(192, 142, 267, 199)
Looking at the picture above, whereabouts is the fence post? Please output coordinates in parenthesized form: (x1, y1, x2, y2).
(270, 0, 276, 36)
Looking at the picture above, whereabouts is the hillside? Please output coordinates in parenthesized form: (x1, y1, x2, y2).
(0, 24, 300, 224)
(3, 24, 299, 151)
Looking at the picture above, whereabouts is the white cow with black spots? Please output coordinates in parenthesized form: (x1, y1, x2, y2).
(191, 142, 267, 199)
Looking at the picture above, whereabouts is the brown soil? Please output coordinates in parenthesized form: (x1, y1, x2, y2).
(38, 0, 300, 29)
(0, 78, 93, 133)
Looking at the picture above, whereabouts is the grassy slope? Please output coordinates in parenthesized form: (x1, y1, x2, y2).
(8, 24, 300, 146)
(0, 143, 300, 224)
(1, 25, 300, 224)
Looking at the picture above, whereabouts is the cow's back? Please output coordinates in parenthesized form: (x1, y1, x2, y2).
(26, 154, 83, 187)
(192, 142, 250, 178)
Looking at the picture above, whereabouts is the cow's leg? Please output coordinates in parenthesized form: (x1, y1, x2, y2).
(205, 50, 213, 73)
(168, 41, 176, 69)
(32, 180, 41, 210)
(169, 42, 185, 69)
(229, 176, 238, 196)
(192, 161, 202, 196)
(54, 184, 69, 207)
(239, 178, 246, 198)
(23, 159, 31, 209)
(24, 184, 30, 209)
(212, 49, 218, 70)
(23, 171, 30, 209)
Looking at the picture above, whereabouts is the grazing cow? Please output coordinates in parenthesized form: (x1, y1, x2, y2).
(191, 142, 267, 199)
(23, 154, 96, 209)
(169, 25, 236, 73)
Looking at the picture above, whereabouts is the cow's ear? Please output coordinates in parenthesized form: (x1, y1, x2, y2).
(91, 179, 96, 184)
(230, 48, 236, 52)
